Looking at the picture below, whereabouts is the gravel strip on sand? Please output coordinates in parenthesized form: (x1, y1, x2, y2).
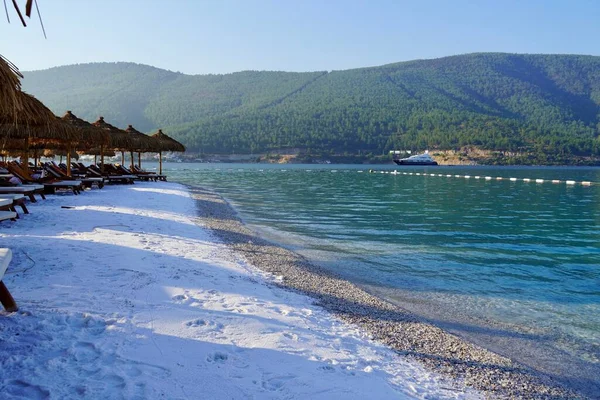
(189, 185, 579, 400)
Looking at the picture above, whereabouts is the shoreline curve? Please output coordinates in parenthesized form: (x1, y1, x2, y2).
(187, 184, 577, 399)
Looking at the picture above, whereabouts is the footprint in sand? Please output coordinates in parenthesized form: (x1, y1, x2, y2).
(318, 365, 336, 373)
(70, 341, 101, 363)
(2, 380, 51, 399)
(100, 374, 126, 389)
(282, 332, 299, 341)
(206, 352, 228, 363)
(184, 319, 225, 333)
(261, 374, 296, 391)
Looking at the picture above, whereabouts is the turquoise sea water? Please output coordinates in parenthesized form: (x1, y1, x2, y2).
(161, 162, 600, 394)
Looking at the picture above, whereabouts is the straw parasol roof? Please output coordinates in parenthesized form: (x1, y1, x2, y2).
(150, 129, 186, 152)
(92, 116, 134, 149)
(61, 111, 110, 148)
(1, 93, 79, 141)
(0, 54, 24, 120)
(124, 124, 154, 152)
(148, 129, 185, 174)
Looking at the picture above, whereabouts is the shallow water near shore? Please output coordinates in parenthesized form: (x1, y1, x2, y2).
(162, 162, 600, 395)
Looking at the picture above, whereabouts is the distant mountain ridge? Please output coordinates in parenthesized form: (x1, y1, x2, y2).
(22, 53, 600, 163)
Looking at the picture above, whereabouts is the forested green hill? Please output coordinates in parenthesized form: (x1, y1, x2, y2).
(22, 53, 600, 162)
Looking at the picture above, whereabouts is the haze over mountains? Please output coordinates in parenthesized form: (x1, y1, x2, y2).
(22, 53, 600, 162)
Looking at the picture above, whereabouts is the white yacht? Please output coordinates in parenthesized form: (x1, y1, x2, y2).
(392, 151, 438, 166)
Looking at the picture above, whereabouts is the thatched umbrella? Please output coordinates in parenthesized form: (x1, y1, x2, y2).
(149, 129, 185, 174)
(0, 54, 24, 122)
(92, 116, 134, 172)
(1, 93, 80, 173)
(124, 124, 154, 169)
(61, 111, 110, 171)
(1, 93, 77, 137)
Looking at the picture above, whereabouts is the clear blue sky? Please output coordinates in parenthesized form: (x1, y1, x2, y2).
(1, 0, 599, 74)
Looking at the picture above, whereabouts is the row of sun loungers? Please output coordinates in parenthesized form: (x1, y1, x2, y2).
(0, 161, 168, 313)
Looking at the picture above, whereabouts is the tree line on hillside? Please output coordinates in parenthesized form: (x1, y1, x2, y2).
(22, 53, 600, 163)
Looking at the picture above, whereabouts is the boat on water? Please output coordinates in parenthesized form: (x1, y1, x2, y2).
(392, 150, 438, 166)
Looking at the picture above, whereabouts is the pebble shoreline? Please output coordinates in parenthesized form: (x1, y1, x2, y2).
(189, 185, 579, 399)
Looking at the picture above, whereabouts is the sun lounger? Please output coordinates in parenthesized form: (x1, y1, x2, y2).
(21, 184, 47, 199)
(0, 210, 17, 222)
(0, 248, 18, 312)
(44, 181, 83, 195)
(0, 198, 16, 216)
(0, 194, 28, 214)
(132, 166, 167, 181)
(0, 186, 39, 202)
(0, 198, 14, 212)
(43, 163, 102, 190)
(4, 162, 84, 197)
(106, 175, 136, 184)
(56, 163, 105, 188)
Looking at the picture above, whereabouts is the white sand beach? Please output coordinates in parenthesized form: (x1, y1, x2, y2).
(0, 182, 479, 399)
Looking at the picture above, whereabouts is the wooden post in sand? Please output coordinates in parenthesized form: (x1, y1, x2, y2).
(66, 142, 72, 176)
(100, 145, 105, 172)
(0, 281, 17, 312)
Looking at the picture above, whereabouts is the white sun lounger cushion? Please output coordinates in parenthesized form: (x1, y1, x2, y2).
(0, 187, 33, 193)
(0, 194, 25, 200)
(21, 184, 44, 190)
(45, 181, 82, 186)
(0, 211, 17, 222)
(0, 199, 13, 207)
(0, 248, 11, 279)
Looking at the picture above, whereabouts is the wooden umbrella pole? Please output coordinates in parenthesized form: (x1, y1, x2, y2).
(130, 150, 134, 170)
(66, 143, 72, 176)
(121, 151, 125, 166)
(22, 136, 30, 173)
(21, 150, 28, 172)
(94, 155, 97, 165)
(100, 145, 105, 172)
(138, 152, 141, 169)
(159, 151, 162, 175)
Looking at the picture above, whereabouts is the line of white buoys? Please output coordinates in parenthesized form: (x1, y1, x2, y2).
(369, 170, 593, 185)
